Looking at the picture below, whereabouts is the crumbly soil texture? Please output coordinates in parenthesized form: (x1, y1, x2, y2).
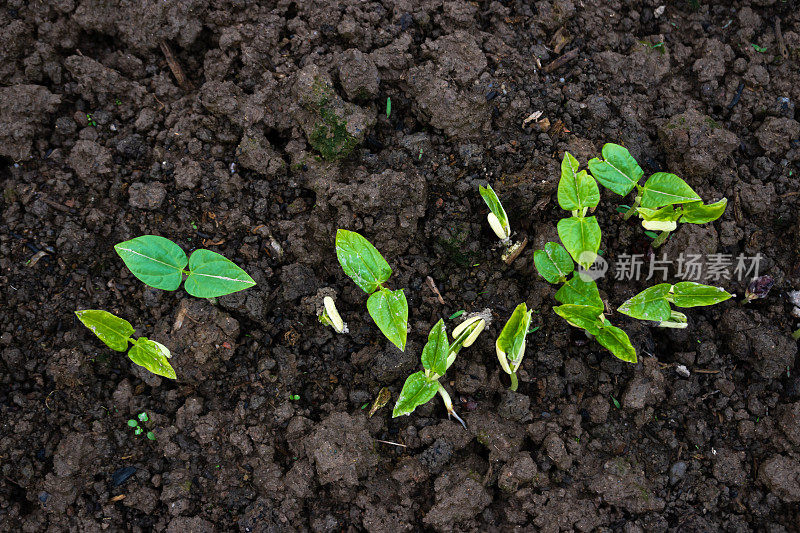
(3, 1, 800, 531)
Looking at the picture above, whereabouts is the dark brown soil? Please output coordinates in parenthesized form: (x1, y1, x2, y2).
(2, 1, 800, 531)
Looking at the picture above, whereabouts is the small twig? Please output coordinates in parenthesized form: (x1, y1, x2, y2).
(375, 439, 407, 448)
(727, 81, 745, 110)
(160, 41, 193, 91)
(425, 276, 445, 305)
(694, 369, 720, 374)
(774, 17, 788, 59)
(543, 48, 579, 74)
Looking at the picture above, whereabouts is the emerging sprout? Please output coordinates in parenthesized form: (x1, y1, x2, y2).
(479, 185, 511, 241)
(115, 235, 255, 297)
(75, 309, 176, 379)
(618, 282, 733, 328)
(318, 295, 348, 333)
(496, 303, 533, 391)
(335, 229, 408, 351)
(743, 275, 774, 303)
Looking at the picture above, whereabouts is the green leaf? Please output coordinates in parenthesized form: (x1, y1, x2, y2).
(335, 229, 392, 294)
(421, 319, 449, 377)
(367, 288, 408, 351)
(114, 235, 187, 291)
(558, 152, 599, 210)
(640, 172, 701, 208)
(670, 282, 733, 307)
(617, 284, 672, 321)
(680, 198, 727, 224)
(127, 337, 176, 379)
(552, 304, 604, 335)
(392, 371, 439, 417)
(497, 303, 532, 366)
(587, 143, 643, 196)
(555, 275, 603, 310)
(479, 184, 510, 235)
(595, 325, 637, 363)
(557, 216, 602, 269)
(184, 249, 256, 298)
(533, 242, 574, 283)
(637, 205, 681, 221)
(75, 310, 134, 352)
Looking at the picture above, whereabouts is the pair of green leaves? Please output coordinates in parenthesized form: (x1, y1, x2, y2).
(75, 310, 176, 379)
(393, 320, 449, 417)
(335, 229, 408, 351)
(618, 282, 732, 322)
(479, 184, 511, 240)
(638, 198, 727, 226)
(115, 236, 255, 298)
(555, 152, 602, 269)
(551, 275, 637, 363)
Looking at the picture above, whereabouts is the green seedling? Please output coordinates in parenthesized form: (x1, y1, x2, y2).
(114, 235, 255, 297)
(289, 394, 300, 401)
(386, 97, 391, 118)
(587, 143, 727, 247)
(496, 303, 534, 391)
(479, 184, 526, 262)
(127, 412, 156, 439)
(393, 317, 484, 427)
(318, 295, 348, 333)
(75, 309, 176, 379)
(618, 282, 732, 328)
(335, 229, 408, 351)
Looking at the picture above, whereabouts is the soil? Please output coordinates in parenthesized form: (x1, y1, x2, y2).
(2, 1, 800, 531)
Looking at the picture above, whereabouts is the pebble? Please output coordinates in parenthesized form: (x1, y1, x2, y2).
(669, 461, 687, 485)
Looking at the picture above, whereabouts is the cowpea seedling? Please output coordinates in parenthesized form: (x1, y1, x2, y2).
(335, 229, 408, 351)
(318, 295, 348, 333)
(618, 281, 732, 328)
(76, 309, 176, 379)
(588, 143, 727, 247)
(114, 235, 255, 297)
(393, 318, 482, 427)
(479, 184, 511, 242)
(496, 303, 534, 391)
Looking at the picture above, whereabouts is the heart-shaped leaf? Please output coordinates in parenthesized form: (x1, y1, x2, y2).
(618, 284, 672, 321)
(534, 242, 574, 284)
(184, 249, 256, 298)
(558, 152, 600, 211)
(335, 229, 392, 294)
(670, 282, 733, 307)
(640, 172, 701, 208)
(114, 235, 187, 291)
(595, 324, 637, 363)
(555, 275, 603, 310)
(557, 216, 602, 269)
(421, 319, 449, 377)
(392, 371, 439, 417)
(128, 337, 176, 379)
(479, 184, 510, 237)
(75, 310, 134, 352)
(553, 304, 604, 335)
(680, 198, 727, 224)
(587, 143, 643, 196)
(367, 288, 408, 351)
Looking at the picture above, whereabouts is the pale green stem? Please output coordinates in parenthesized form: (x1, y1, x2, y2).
(622, 197, 640, 221)
(509, 372, 518, 392)
(437, 384, 466, 429)
(651, 231, 671, 248)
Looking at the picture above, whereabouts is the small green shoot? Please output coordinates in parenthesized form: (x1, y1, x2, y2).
(386, 97, 391, 118)
(751, 44, 767, 53)
(612, 396, 621, 409)
(618, 282, 732, 328)
(86, 113, 97, 127)
(449, 310, 466, 320)
(335, 229, 408, 351)
(496, 303, 533, 391)
(479, 184, 511, 241)
(127, 412, 154, 439)
(114, 235, 255, 297)
(318, 295, 348, 333)
(289, 394, 300, 401)
(76, 310, 176, 379)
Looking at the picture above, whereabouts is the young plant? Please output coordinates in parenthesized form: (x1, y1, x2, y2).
(318, 295, 348, 333)
(496, 303, 533, 391)
(618, 282, 732, 328)
(393, 317, 484, 427)
(479, 184, 527, 263)
(115, 235, 255, 297)
(335, 229, 408, 351)
(588, 143, 727, 247)
(556, 152, 601, 268)
(75, 309, 176, 379)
